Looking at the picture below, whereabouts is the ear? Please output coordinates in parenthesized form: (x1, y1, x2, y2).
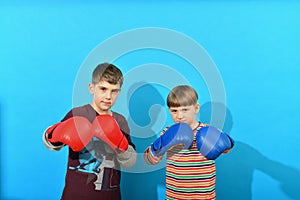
(88, 83, 95, 95)
(195, 103, 200, 114)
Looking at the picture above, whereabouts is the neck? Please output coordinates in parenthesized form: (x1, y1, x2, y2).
(90, 103, 112, 115)
(191, 121, 200, 131)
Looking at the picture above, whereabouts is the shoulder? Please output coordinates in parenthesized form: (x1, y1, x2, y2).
(63, 104, 96, 122)
(72, 104, 93, 112)
(200, 122, 210, 127)
(112, 111, 127, 123)
(160, 125, 171, 136)
(112, 111, 129, 132)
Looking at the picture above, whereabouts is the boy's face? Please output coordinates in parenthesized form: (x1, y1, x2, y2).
(168, 104, 200, 127)
(89, 80, 121, 114)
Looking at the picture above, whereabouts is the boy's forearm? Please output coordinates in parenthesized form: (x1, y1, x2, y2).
(117, 145, 137, 168)
(42, 127, 64, 151)
(144, 146, 163, 165)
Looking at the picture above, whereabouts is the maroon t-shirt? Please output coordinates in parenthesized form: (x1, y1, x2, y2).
(60, 104, 135, 200)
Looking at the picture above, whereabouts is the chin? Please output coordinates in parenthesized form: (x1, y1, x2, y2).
(102, 108, 110, 112)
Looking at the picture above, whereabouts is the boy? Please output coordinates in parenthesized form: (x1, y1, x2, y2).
(144, 85, 234, 200)
(43, 63, 136, 200)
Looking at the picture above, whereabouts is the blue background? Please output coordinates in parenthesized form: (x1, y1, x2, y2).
(1, 1, 300, 200)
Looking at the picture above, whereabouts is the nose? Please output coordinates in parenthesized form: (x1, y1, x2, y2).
(105, 91, 112, 99)
(177, 111, 183, 119)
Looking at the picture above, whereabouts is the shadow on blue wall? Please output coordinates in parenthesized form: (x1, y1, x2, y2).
(200, 102, 300, 200)
(121, 83, 166, 200)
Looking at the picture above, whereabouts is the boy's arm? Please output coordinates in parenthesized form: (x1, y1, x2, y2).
(144, 123, 194, 165)
(196, 126, 234, 160)
(42, 109, 73, 151)
(116, 145, 137, 168)
(92, 114, 137, 168)
(144, 146, 163, 165)
(42, 125, 65, 151)
(43, 116, 93, 152)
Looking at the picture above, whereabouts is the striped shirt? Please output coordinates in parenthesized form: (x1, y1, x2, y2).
(165, 123, 216, 200)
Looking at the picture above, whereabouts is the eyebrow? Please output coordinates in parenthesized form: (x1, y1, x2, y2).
(97, 85, 121, 91)
(169, 106, 191, 110)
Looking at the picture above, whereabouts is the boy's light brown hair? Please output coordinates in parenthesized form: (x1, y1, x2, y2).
(167, 85, 198, 107)
(92, 63, 124, 86)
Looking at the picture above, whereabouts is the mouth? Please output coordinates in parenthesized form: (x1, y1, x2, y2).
(102, 101, 111, 106)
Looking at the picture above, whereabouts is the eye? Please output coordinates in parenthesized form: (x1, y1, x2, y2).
(112, 89, 121, 94)
(99, 87, 107, 92)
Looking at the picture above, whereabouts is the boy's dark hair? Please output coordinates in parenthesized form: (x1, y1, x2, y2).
(167, 85, 198, 107)
(92, 63, 124, 86)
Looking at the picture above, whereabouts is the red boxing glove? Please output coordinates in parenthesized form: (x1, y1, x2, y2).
(92, 114, 128, 153)
(46, 116, 93, 152)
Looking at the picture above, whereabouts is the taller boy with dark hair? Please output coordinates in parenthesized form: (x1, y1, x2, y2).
(43, 63, 136, 200)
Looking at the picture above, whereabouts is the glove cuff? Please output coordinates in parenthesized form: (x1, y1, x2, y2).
(117, 135, 129, 153)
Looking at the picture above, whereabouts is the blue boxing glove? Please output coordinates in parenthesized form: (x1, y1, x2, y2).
(150, 123, 194, 157)
(196, 126, 234, 160)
